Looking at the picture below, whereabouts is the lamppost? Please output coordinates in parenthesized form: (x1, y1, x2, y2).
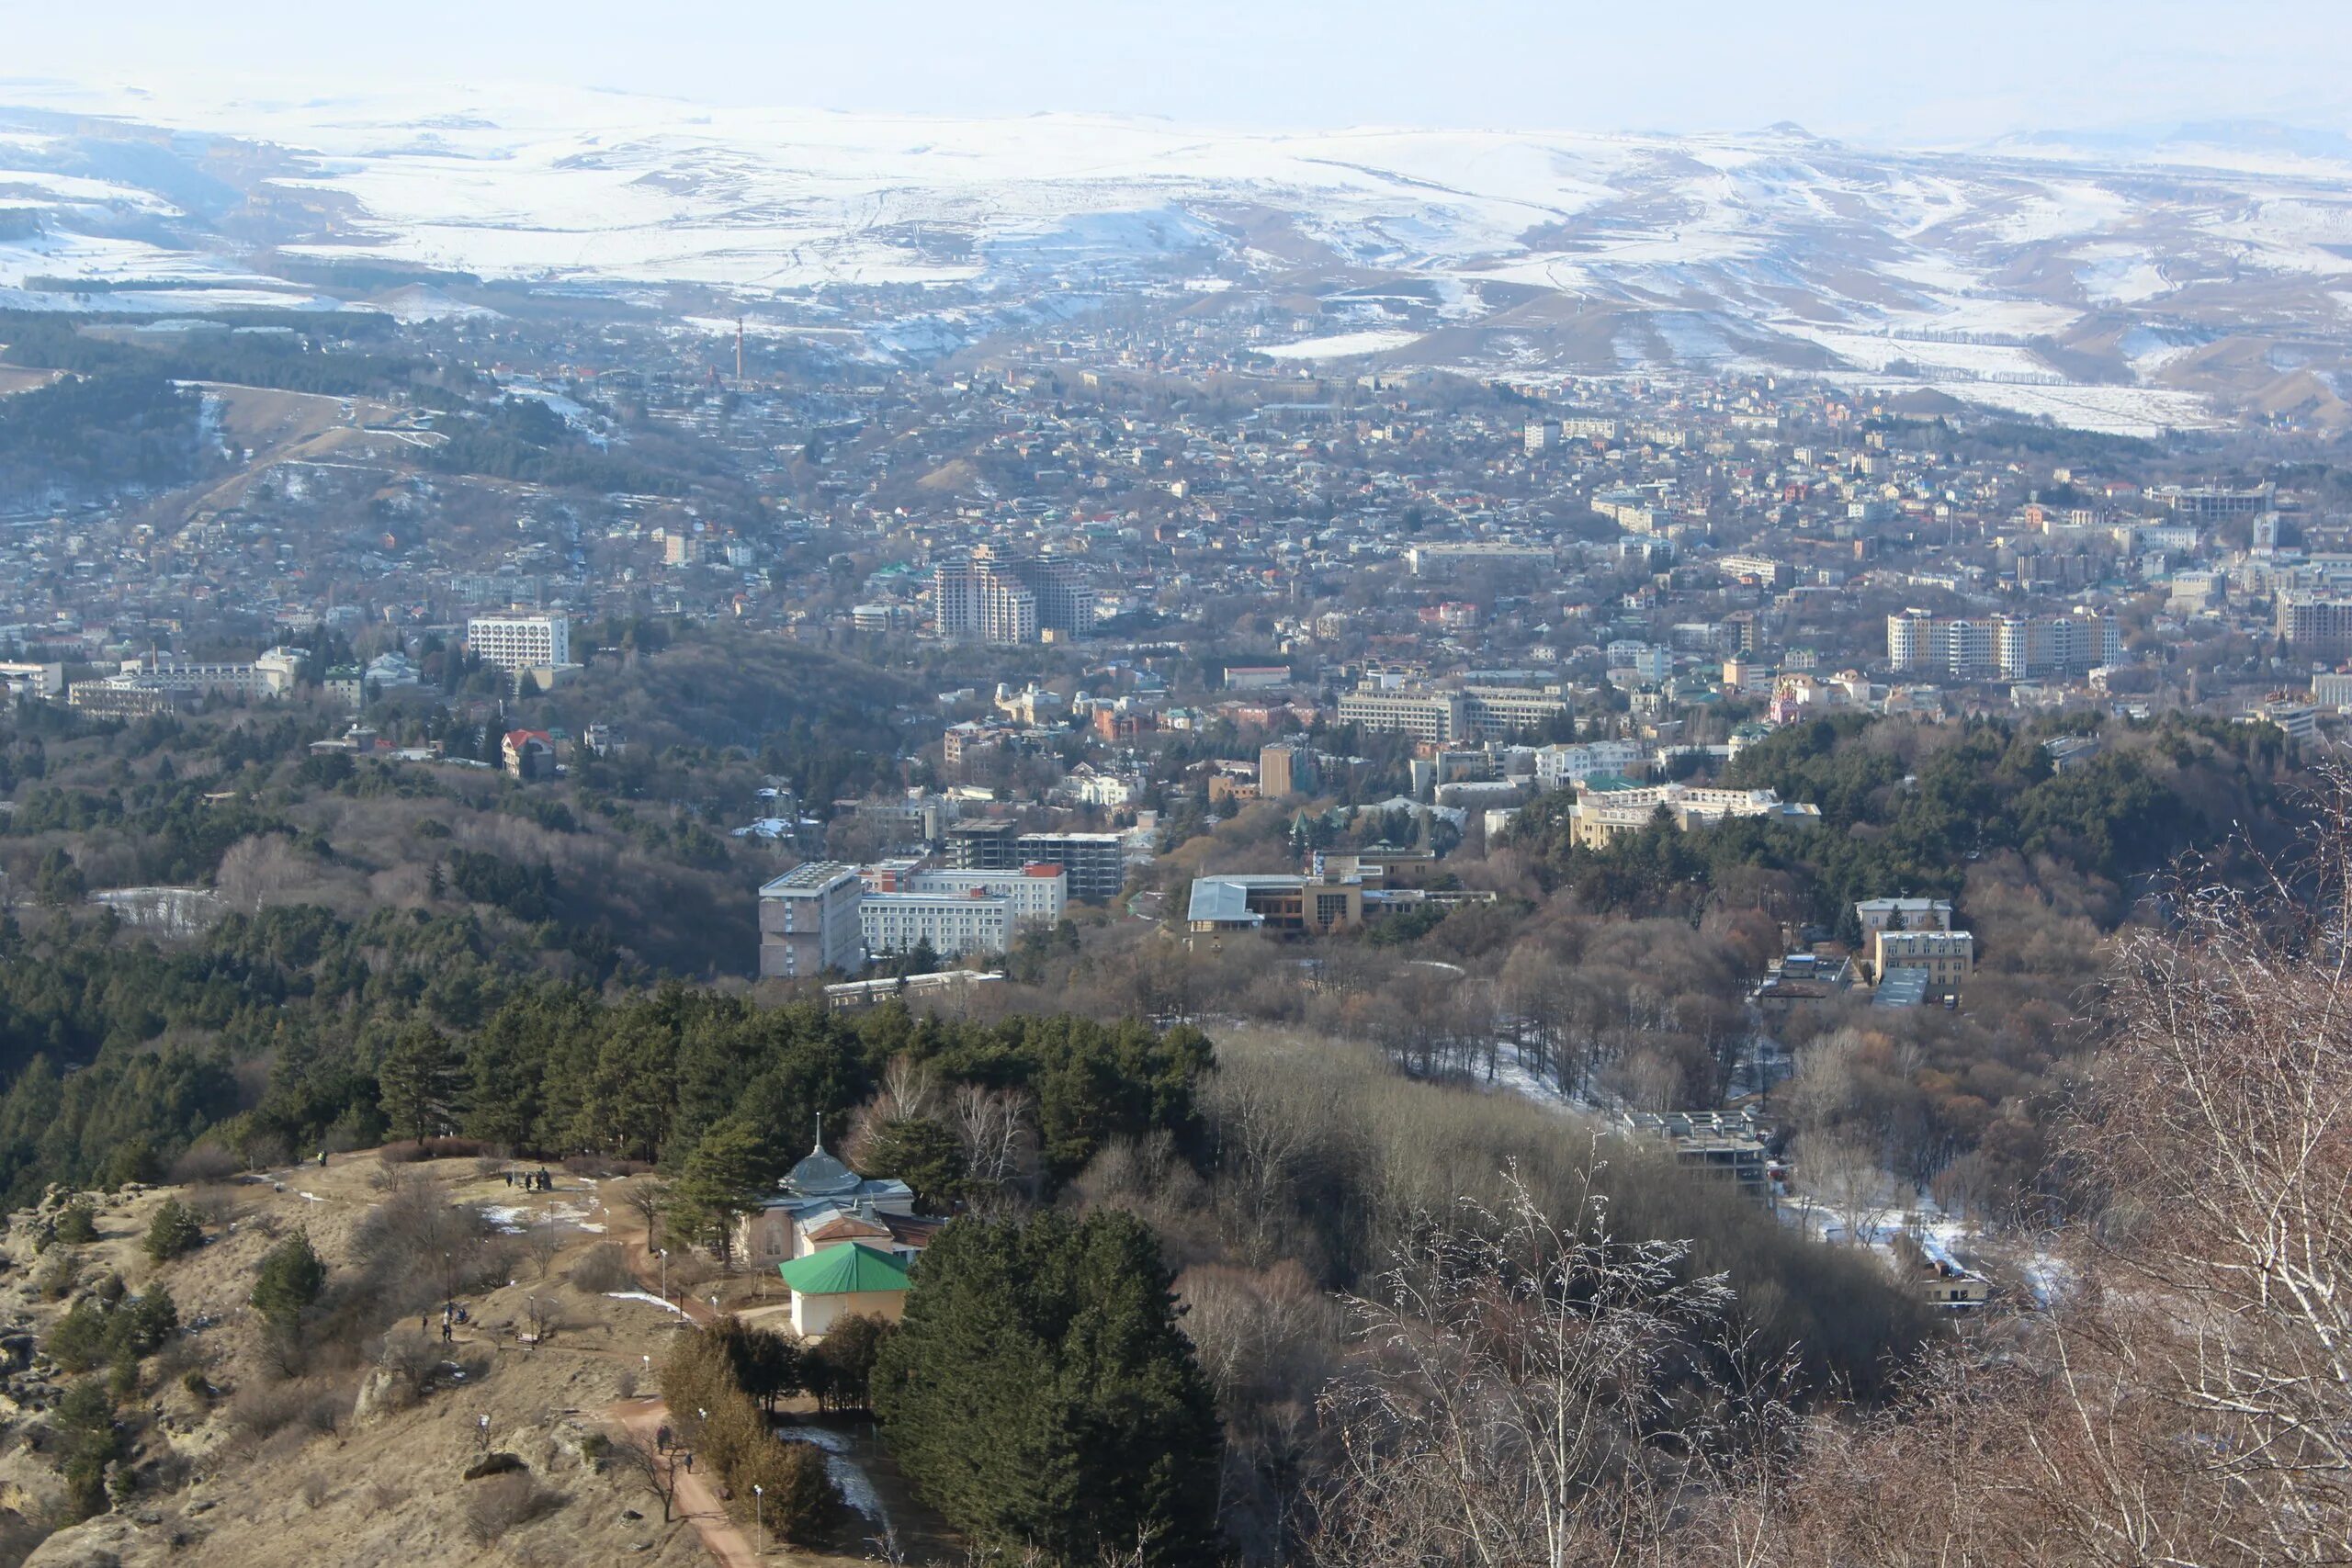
(656, 1247, 668, 1302)
(753, 1483, 764, 1555)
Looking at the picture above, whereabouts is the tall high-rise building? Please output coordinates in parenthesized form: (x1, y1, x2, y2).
(933, 558, 1094, 645)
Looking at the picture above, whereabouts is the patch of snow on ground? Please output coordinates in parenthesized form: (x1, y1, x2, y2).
(778, 1427, 886, 1520)
(1258, 328, 1425, 360)
(604, 1291, 687, 1316)
(2075, 246, 2172, 304)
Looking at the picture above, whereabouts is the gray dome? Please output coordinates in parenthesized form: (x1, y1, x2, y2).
(785, 1145, 859, 1197)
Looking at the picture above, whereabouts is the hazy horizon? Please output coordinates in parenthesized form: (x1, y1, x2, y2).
(8, 0, 2350, 146)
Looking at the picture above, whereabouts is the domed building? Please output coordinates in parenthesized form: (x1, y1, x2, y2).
(730, 1121, 939, 1273)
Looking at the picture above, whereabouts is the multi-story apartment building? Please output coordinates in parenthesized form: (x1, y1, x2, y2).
(1715, 554, 1792, 589)
(933, 558, 1094, 645)
(1532, 739, 1645, 789)
(1886, 610, 1996, 678)
(860, 863, 1068, 926)
(1887, 609, 2118, 679)
(757, 862, 867, 979)
(2247, 694, 2319, 742)
(860, 889, 1013, 960)
(1013, 832, 1128, 904)
(1337, 683, 1467, 743)
(1336, 682, 1566, 744)
(466, 613, 571, 672)
(944, 819, 1021, 871)
(1997, 608, 2120, 679)
(2278, 593, 2352, 661)
(1461, 685, 1570, 741)
(2151, 482, 2272, 521)
(1868, 928, 1974, 999)
(1404, 542, 1555, 577)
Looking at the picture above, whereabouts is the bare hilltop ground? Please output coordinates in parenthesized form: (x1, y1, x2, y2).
(0, 1152, 929, 1568)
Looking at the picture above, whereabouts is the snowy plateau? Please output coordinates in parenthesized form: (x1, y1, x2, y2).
(3, 83, 2352, 432)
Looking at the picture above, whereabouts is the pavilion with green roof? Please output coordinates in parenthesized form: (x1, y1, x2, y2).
(775, 1242, 913, 1337)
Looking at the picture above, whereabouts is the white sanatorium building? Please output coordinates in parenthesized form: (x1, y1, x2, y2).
(859, 863, 1069, 925)
(860, 890, 1013, 960)
(466, 613, 571, 673)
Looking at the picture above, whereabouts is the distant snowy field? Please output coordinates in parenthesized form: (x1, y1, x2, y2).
(0, 82, 2346, 429)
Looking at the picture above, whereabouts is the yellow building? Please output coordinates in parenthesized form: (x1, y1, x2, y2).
(1868, 928, 1974, 999)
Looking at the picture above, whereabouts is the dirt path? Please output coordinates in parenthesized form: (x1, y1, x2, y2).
(601, 1181, 730, 1325)
(612, 1395, 765, 1567)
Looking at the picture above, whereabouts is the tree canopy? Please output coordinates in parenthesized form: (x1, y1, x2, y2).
(874, 1208, 1223, 1566)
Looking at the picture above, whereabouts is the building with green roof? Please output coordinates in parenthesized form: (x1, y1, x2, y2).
(775, 1241, 913, 1337)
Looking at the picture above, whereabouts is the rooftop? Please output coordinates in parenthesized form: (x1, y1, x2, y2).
(762, 860, 859, 895)
(775, 1241, 910, 1296)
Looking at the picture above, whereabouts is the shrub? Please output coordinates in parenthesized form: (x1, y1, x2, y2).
(567, 1243, 634, 1295)
(737, 1438, 843, 1544)
(463, 1472, 563, 1546)
(45, 1287, 177, 1374)
(168, 1143, 241, 1185)
(378, 1137, 488, 1166)
(561, 1153, 652, 1179)
(53, 1202, 98, 1246)
(53, 1378, 119, 1522)
(144, 1198, 204, 1263)
(229, 1379, 343, 1444)
(34, 1253, 80, 1301)
(809, 1314, 889, 1411)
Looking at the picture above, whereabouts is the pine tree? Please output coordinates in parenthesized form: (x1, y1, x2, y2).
(860, 1118, 967, 1212)
(377, 1021, 460, 1142)
(143, 1198, 203, 1263)
(251, 1229, 327, 1338)
(666, 1117, 770, 1261)
(873, 1210, 1221, 1566)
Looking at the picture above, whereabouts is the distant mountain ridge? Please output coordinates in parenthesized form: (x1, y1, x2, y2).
(1, 84, 2347, 432)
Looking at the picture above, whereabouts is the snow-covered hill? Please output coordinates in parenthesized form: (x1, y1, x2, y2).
(3, 83, 2349, 431)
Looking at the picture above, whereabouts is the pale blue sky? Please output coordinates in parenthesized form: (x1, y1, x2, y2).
(7, 0, 2346, 143)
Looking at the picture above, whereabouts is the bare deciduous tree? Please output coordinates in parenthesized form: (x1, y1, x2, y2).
(525, 1214, 569, 1280)
(1791, 1130, 1888, 1247)
(608, 1428, 682, 1523)
(1305, 1157, 1792, 1568)
(953, 1083, 1039, 1210)
(622, 1179, 669, 1249)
